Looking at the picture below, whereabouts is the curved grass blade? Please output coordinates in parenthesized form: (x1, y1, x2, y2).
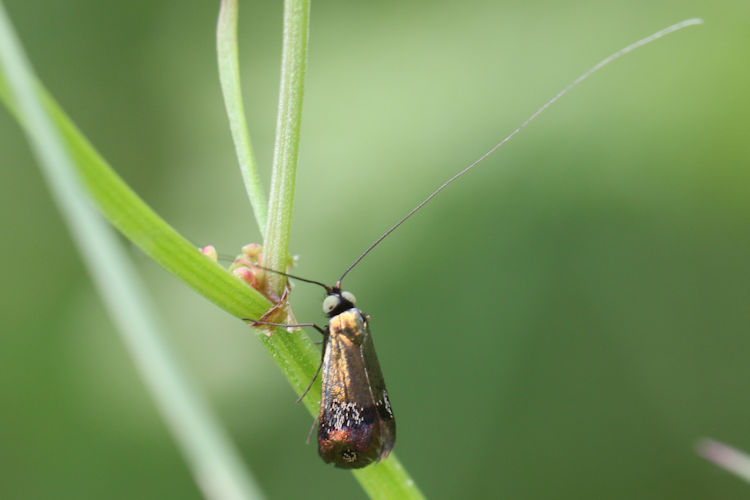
(0, 4, 265, 498)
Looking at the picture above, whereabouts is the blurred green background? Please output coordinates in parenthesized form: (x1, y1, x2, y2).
(1, 0, 749, 498)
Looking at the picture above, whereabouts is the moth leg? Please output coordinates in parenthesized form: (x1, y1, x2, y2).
(296, 357, 324, 403)
(243, 318, 324, 332)
(305, 415, 319, 445)
(243, 318, 327, 404)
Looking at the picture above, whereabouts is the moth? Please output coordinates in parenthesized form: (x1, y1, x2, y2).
(246, 19, 702, 468)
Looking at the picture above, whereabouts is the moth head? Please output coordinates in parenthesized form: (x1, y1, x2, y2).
(323, 290, 357, 317)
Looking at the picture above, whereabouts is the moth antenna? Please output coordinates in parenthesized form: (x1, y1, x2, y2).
(257, 265, 332, 292)
(337, 18, 703, 286)
(216, 252, 233, 262)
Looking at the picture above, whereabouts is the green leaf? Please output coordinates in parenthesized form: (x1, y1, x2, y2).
(0, 3, 264, 498)
(0, 75, 270, 321)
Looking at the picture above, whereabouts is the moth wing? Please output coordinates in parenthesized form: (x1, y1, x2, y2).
(317, 309, 395, 468)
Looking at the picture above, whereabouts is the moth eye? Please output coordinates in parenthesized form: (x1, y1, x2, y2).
(341, 291, 357, 305)
(323, 295, 340, 314)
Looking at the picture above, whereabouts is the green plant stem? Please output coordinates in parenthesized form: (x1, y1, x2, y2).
(0, 4, 264, 499)
(0, 1, 426, 496)
(0, 72, 321, 495)
(0, 60, 325, 478)
(217, 0, 267, 236)
(263, 0, 309, 297)
(251, 1, 426, 497)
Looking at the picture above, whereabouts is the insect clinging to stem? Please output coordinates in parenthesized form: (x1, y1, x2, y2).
(240, 19, 703, 469)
